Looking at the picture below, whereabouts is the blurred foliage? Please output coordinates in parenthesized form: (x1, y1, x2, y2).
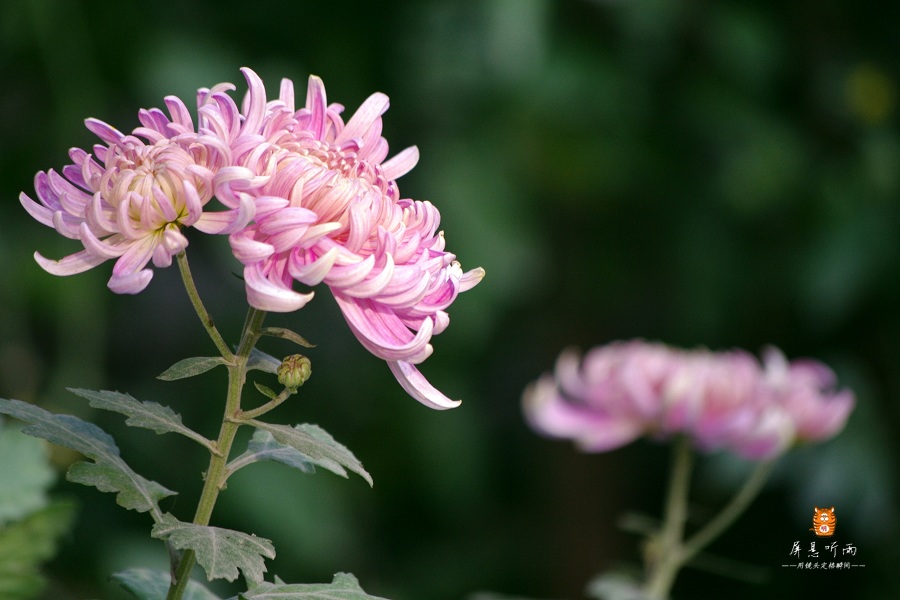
(0, 420, 76, 599)
(0, 0, 898, 599)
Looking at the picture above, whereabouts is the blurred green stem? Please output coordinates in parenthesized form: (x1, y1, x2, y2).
(643, 436, 694, 599)
(680, 460, 775, 563)
(167, 254, 267, 600)
(642, 440, 775, 599)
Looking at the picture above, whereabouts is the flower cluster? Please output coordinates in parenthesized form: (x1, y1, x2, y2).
(21, 68, 484, 409)
(19, 83, 255, 293)
(523, 341, 854, 460)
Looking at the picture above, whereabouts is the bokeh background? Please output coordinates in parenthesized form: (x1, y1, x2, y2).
(1, 0, 898, 598)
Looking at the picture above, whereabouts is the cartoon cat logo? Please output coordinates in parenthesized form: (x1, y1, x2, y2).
(811, 506, 836, 537)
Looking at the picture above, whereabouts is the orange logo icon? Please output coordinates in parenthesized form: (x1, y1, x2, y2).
(811, 506, 836, 537)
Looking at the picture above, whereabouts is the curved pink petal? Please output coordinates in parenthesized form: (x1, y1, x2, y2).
(460, 266, 486, 292)
(229, 231, 275, 263)
(323, 254, 376, 288)
(84, 118, 125, 145)
(194, 194, 256, 235)
(381, 146, 420, 181)
(339, 253, 395, 299)
(108, 268, 154, 294)
(239, 67, 268, 137)
(387, 361, 461, 410)
(78, 223, 126, 259)
(334, 92, 389, 146)
(244, 264, 315, 312)
(288, 247, 339, 286)
(303, 75, 328, 138)
(20, 192, 54, 227)
(334, 295, 434, 363)
(34, 250, 106, 276)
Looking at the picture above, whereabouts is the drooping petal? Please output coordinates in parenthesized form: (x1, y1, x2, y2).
(287, 246, 339, 286)
(387, 361, 461, 410)
(243, 263, 315, 312)
(34, 249, 106, 276)
(212, 69, 483, 408)
(229, 230, 275, 263)
(334, 295, 434, 363)
(108, 268, 154, 294)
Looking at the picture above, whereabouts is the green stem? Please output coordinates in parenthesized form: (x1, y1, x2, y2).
(643, 436, 694, 600)
(165, 291, 268, 599)
(237, 387, 296, 422)
(177, 252, 234, 361)
(642, 443, 776, 600)
(680, 460, 775, 564)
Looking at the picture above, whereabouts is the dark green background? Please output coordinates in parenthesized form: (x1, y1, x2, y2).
(1, 1, 897, 598)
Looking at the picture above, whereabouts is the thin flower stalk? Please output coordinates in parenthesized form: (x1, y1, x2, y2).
(166, 306, 268, 600)
(642, 444, 775, 600)
(177, 252, 233, 361)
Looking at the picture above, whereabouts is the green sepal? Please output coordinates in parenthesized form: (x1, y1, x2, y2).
(253, 382, 277, 400)
(239, 572, 388, 600)
(158, 357, 228, 381)
(151, 513, 275, 585)
(111, 568, 223, 600)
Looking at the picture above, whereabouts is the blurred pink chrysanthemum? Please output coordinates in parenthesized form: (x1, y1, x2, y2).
(220, 69, 484, 409)
(20, 84, 255, 293)
(523, 340, 854, 460)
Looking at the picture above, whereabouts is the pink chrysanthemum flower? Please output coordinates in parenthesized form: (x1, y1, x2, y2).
(221, 69, 484, 409)
(20, 84, 255, 293)
(524, 340, 854, 460)
(761, 347, 855, 443)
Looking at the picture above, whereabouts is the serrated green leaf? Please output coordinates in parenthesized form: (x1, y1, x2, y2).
(247, 349, 280, 375)
(0, 421, 55, 527)
(0, 399, 175, 520)
(151, 513, 275, 585)
(249, 422, 372, 487)
(68, 388, 211, 448)
(227, 429, 315, 477)
(158, 357, 227, 381)
(112, 568, 223, 600)
(67, 462, 174, 514)
(253, 382, 277, 400)
(259, 327, 315, 348)
(0, 501, 77, 600)
(240, 572, 388, 600)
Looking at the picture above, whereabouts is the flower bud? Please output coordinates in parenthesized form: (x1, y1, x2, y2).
(277, 354, 312, 390)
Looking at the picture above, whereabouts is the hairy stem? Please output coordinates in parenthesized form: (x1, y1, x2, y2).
(165, 301, 268, 600)
(236, 387, 296, 422)
(177, 252, 234, 361)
